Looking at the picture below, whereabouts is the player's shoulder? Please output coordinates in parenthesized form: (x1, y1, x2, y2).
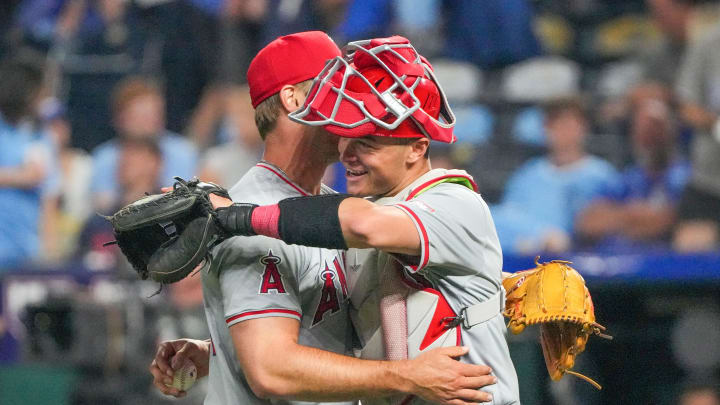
(405, 182, 489, 222)
(229, 165, 309, 204)
(228, 166, 279, 203)
(211, 234, 304, 274)
(411, 181, 484, 205)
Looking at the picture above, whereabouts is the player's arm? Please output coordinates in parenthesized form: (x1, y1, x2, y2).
(338, 197, 420, 255)
(213, 194, 421, 255)
(230, 315, 495, 404)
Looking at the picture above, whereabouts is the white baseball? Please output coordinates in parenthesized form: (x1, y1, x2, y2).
(168, 360, 197, 391)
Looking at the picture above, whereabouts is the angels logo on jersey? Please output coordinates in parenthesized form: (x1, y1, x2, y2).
(312, 256, 348, 326)
(258, 250, 286, 294)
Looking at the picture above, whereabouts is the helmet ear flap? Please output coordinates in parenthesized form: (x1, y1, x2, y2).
(412, 76, 441, 120)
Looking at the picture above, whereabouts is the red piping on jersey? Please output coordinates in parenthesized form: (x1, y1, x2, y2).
(226, 309, 301, 323)
(405, 174, 478, 200)
(395, 204, 429, 272)
(256, 163, 308, 196)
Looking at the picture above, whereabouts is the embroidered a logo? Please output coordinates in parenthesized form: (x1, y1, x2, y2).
(259, 250, 286, 294)
(312, 257, 347, 326)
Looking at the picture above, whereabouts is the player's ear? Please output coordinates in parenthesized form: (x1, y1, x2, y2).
(278, 84, 304, 113)
(407, 138, 430, 163)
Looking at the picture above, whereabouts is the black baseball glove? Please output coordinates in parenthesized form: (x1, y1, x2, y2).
(105, 177, 230, 284)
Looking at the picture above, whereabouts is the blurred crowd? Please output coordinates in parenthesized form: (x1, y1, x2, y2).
(1, 0, 720, 275)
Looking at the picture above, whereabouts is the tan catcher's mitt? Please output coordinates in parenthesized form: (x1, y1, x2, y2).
(503, 258, 612, 389)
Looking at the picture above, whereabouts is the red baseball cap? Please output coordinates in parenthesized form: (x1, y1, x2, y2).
(247, 31, 341, 108)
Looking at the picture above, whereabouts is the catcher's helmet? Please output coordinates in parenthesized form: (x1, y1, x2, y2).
(289, 36, 457, 143)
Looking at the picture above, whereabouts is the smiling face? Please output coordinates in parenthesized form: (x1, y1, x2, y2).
(339, 136, 429, 197)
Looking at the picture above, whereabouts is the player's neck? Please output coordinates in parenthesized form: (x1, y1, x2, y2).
(384, 159, 432, 197)
(262, 130, 331, 195)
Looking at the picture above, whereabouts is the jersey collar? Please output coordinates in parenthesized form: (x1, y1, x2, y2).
(255, 160, 312, 196)
(373, 168, 477, 205)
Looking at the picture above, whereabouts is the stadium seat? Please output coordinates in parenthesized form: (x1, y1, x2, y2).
(430, 59, 484, 104)
(500, 56, 580, 102)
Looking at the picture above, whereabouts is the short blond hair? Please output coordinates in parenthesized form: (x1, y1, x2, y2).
(254, 80, 313, 140)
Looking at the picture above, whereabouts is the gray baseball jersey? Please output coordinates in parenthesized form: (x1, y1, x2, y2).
(348, 169, 520, 405)
(202, 162, 354, 405)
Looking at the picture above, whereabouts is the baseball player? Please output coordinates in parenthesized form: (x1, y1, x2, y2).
(149, 32, 496, 405)
(213, 36, 521, 404)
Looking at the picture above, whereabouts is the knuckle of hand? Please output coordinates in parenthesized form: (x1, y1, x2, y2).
(451, 375, 463, 386)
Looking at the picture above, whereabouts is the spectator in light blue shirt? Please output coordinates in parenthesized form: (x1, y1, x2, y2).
(491, 97, 620, 254)
(576, 97, 690, 252)
(91, 77, 197, 213)
(0, 60, 48, 270)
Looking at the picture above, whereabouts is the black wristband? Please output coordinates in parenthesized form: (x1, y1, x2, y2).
(216, 203, 257, 236)
(278, 194, 350, 250)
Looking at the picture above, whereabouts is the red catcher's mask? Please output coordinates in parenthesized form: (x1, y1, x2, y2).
(289, 36, 457, 143)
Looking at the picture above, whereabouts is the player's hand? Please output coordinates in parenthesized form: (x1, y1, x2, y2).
(149, 338, 210, 397)
(402, 346, 496, 405)
(209, 193, 233, 209)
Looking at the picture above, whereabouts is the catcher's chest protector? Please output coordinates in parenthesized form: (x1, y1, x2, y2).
(348, 168, 519, 405)
(348, 169, 494, 360)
